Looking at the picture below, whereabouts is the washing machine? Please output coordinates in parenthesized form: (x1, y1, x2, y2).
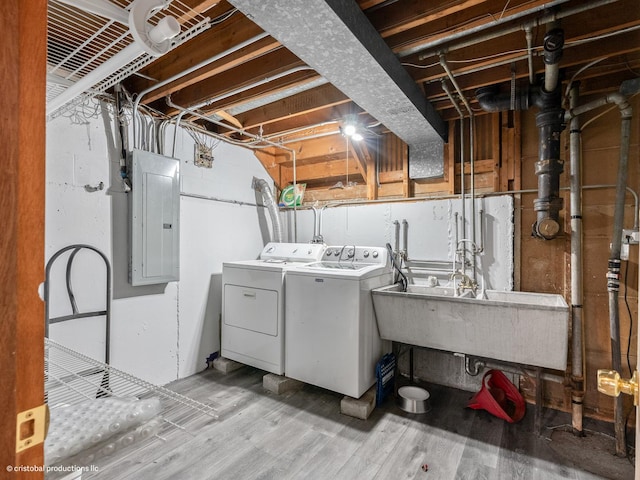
(285, 246, 392, 398)
(221, 242, 326, 374)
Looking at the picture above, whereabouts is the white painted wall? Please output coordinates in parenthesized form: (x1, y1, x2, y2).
(46, 104, 276, 385)
(284, 196, 514, 392)
(287, 196, 514, 291)
(46, 101, 516, 393)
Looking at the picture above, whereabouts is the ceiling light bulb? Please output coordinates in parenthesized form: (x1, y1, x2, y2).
(352, 133, 364, 141)
(344, 124, 357, 137)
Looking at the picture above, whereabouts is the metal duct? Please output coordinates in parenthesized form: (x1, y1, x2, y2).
(228, 0, 447, 177)
(252, 177, 283, 243)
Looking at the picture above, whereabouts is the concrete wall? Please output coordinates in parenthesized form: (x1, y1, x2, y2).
(46, 103, 275, 385)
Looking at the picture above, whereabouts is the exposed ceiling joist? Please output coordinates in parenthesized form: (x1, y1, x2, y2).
(228, 0, 446, 176)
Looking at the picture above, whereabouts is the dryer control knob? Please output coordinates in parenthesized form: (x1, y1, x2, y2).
(266, 246, 275, 253)
(372, 251, 379, 258)
(363, 250, 370, 258)
(326, 249, 333, 256)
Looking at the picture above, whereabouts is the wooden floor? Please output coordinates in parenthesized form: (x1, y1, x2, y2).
(86, 366, 630, 480)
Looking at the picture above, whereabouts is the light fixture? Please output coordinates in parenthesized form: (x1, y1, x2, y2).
(343, 123, 357, 137)
(342, 115, 364, 141)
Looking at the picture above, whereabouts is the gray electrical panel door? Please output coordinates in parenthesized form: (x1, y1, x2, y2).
(129, 149, 180, 286)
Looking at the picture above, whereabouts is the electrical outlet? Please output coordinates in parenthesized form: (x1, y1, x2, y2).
(194, 144, 214, 168)
(622, 229, 639, 245)
(621, 243, 630, 261)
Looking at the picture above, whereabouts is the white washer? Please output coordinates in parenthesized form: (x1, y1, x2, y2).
(222, 242, 326, 374)
(285, 246, 392, 398)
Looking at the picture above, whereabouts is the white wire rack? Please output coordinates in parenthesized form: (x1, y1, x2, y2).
(47, 0, 211, 120)
(45, 338, 219, 476)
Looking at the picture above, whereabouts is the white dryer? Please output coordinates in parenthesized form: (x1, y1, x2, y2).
(221, 242, 325, 375)
(285, 246, 392, 398)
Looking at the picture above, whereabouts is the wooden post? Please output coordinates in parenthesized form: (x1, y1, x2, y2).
(402, 142, 410, 198)
(0, 0, 46, 477)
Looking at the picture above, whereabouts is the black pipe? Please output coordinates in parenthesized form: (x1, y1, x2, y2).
(533, 87, 565, 239)
(476, 85, 539, 112)
(475, 28, 566, 239)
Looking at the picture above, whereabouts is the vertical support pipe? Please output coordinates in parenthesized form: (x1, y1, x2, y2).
(402, 219, 409, 260)
(568, 84, 585, 435)
(440, 56, 475, 274)
(565, 90, 633, 455)
(470, 116, 476, 281)
(454, 212, 459, 276)
(609, 112, 632, 457)
(460, 116, 466, 271)
(393, 220, 400, 258)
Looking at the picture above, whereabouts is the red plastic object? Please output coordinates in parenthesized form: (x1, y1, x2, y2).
(468, 369, 525, 423)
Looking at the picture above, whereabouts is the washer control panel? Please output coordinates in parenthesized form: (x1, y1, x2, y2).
(260, 242, 326, 262)
(324, 246, 387, 264)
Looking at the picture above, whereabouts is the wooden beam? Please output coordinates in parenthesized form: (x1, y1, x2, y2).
(168, 48, 305, 111)
(237, 103, 363, 138)
(174, 0, 229, 23)
(414, 179, 453, 196)
(419, 18, 640, 101)
(253, 148, 284, 189)
(275, 134, 349, 165)
(402, 141, 410, 198)
(282, 159, 363, 185)
(390, 0, 553, 55)
(303, 185, 368, 203)
(371, 0, 489, 39)
(234, 83, 349, 133)
(379, 171, 404, 184)
(455, 159, 496, 175)
(1, 0, 46, 476)
(490, 112, 501, 192)
(349, 140, 370, 183)
(358, 0, 389, 10)
(366, 145, 378, 200)
(127, 11, 272, 102)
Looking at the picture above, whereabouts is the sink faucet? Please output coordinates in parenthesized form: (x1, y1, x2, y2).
(450, 270, 477, 297)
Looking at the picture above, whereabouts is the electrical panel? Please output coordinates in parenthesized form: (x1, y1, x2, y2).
(129, 149, 180, 286)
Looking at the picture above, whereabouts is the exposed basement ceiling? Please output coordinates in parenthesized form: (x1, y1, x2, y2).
(46, 0, 640, 193)
(228, 0, 447, 177)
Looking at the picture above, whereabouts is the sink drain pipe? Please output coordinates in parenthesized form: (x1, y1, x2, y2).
(533, 25, 565, 240)
(476, 26, 565, 240)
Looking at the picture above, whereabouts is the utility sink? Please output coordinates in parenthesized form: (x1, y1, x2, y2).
(371, 284, 569, 370)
